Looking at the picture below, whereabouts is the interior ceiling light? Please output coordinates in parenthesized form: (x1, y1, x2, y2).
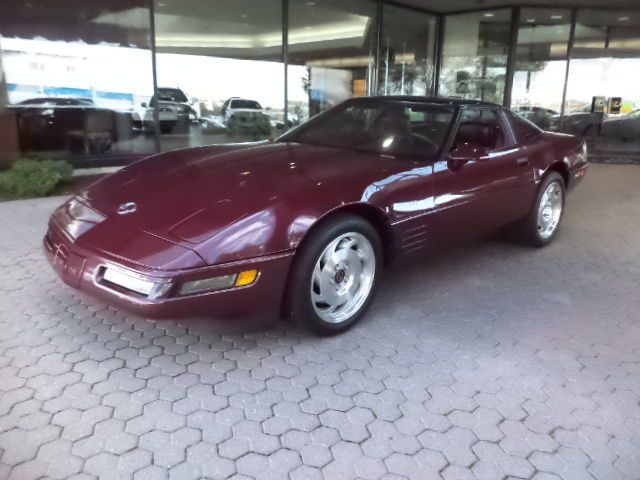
(526, 18, 536, 23)
(618, 16, 630, 21)
(483, 13, 495, 17)
(551, 15, 563, 20)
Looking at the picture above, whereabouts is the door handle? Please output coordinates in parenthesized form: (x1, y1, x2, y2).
(516, 157, 529, 166)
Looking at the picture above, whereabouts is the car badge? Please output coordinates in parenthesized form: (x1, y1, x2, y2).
(117, 202, 138, 215)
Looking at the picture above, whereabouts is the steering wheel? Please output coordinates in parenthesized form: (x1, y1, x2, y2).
(404, 132, 439, 153)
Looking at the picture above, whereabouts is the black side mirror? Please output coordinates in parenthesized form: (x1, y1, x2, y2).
(141, 102, 147, 108)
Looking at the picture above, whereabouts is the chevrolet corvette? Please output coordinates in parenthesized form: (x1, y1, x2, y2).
(45, 97, 587, 334)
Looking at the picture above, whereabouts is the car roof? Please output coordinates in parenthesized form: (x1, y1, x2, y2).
(348, 95, 502, 108)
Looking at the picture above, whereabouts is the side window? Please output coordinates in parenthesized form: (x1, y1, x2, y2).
(404, 105, 454, 153)
(454, 108, 509, 151)
(509, 111, 543, 143)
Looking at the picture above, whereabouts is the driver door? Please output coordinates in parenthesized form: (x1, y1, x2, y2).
(430, 107, 534, 247)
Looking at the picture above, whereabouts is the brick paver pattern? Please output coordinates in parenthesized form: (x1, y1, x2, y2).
(1, 163, 640, 480)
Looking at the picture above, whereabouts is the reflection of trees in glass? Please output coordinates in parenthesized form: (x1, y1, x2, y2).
(384, 63, 430, 95)
(301, 69, 310, 95)
(379, 36, 433, 96)
(515, 59, 547, 93)
(440, 56, 504, 104)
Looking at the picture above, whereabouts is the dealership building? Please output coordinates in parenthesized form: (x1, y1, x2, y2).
(0, 0, 639, 165)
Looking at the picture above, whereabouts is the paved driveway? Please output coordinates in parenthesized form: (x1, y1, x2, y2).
(1, 163, 640, 480)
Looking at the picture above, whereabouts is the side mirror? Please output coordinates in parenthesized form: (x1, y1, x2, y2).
(141, 102, 147, 108)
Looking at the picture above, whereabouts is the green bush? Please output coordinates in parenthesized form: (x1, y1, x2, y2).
(0, 159, 74, 198)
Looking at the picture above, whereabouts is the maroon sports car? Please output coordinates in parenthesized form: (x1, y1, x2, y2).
(45, 97, 587, 334)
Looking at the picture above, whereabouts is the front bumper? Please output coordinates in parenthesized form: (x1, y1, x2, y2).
(44, 223, 294, 319)
(568, 162, 587, 191)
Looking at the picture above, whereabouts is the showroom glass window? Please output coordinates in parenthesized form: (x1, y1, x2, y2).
(286, 0, 377, 126)
(378, 4, 437, 96)
(510, 8, 571, 130)
(439, 9, 512, 105)
(564, 10, 640, 153)
(153, 0, 284, 151)
(0, 1, 154, 166)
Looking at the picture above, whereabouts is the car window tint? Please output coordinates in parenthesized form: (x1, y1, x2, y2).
(509, 111, 543, 143)
(280, 101, 455, 158)
(454, 108, 508, 151)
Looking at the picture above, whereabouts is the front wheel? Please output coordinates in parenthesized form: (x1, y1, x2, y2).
(286, 215, 382, 335)
(516, 172, 565, 247)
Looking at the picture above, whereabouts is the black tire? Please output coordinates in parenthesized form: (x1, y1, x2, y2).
(160, 123, 175, 134)
(516, 171, 566, 247)
(285, 214, 382, 335)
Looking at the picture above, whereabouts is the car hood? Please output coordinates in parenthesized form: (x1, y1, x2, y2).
(76, 142, 401, 267)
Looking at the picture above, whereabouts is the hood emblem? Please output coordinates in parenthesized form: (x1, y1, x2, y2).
(117, 202, 138, 215)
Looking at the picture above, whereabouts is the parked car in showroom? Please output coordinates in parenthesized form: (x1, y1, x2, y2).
(45, 97, 587, 334)
(514, 106, 557, 129)
(548, 104, 606, 137)
(8, 97, 129, 154)
(601, 109, 640, 142)
(142, 87, 197, 133)
(221, 97, 271, 134)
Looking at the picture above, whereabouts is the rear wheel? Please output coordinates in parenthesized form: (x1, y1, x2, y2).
(286, 215, 382, 335)
(516, 172, 565, 247)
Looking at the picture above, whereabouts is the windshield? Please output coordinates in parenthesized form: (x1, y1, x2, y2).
(156, 88, 188, 103)
(18, 98, 94, 106)
(231, 100, 262, 110)
(279, 101, 455, 158)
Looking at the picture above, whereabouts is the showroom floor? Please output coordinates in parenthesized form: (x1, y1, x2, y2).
(1, 163, 640, 480)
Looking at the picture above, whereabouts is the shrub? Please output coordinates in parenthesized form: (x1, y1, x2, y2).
(0, 159, 74, 198)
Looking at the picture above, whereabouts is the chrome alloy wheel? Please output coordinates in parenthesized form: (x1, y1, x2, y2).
(311, 232, 376, 324)
(537, 180, 564, 239)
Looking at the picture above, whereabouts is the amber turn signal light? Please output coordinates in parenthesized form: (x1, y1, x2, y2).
(236, 270, 258, 287)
